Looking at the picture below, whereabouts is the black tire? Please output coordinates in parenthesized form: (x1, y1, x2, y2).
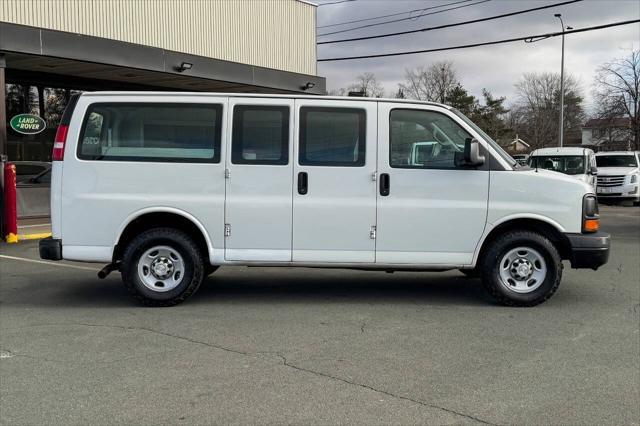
(121, 228, 205, 307)
(459, 268, 480, 278)
(481, 230, 563, 307)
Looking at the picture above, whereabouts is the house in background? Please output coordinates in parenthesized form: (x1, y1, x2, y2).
(581, 117, 633, 151)
(500, 135, 531, 154)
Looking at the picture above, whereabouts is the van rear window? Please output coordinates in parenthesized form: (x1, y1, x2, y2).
(78, 103, 223, 163)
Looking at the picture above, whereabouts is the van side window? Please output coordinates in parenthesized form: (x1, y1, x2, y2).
(390, 109, 472, 169)
(78, 103, 222, 163)
(299, 107, 365, 167)
(232, 105, 289, 165)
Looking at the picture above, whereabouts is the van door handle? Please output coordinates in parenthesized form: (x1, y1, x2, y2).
(380, 173, 390, 196)
(298, 172, 308, 195)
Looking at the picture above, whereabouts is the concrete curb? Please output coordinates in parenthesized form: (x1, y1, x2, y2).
(7, 232, 52, 243)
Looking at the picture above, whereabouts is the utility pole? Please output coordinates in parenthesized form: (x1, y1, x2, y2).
(555, 14, 572, 147)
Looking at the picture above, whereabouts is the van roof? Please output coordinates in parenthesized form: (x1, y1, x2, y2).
(595, 151, 640, 156)
(78, 91, 451, 109)
(529, 147, 593, 156)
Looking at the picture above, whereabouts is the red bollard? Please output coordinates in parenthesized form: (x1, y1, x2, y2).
(3, 162, 18, 243)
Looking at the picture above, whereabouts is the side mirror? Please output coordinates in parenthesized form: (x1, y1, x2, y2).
(454, 138, 485, 167)
(590, 166, 598, 175)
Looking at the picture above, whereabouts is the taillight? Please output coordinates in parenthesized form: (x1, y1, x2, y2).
(52, 124, 69, 161)
(582, 194, 600, 233)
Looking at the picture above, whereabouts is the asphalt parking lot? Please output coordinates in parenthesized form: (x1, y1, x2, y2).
(1, 205, 638, 425)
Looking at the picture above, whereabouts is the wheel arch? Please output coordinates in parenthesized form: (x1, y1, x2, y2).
(113, 208, 213, 264)
(473, 215, 571, 266)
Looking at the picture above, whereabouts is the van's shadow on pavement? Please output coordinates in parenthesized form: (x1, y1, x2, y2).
(197, 271, 493, 307)
(25, 268, 497, 308)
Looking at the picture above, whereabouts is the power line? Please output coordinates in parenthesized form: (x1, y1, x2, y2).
(318, 0, 473, 29)
(317, 0, 491, 37)
(317, 19, 640, 61)
(318, 0, 583, 44)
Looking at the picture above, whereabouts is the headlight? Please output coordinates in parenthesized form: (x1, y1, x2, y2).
(582, 194, 599, 233)
(631, 175, 638, 184)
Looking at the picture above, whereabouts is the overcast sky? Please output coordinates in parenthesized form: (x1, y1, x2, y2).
(315, 0, 640, 112)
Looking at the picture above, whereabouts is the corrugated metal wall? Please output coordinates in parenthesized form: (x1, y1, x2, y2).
(0, 0, 317, 75)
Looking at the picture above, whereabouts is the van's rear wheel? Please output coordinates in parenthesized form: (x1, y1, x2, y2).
(121, 228, 204, 306)
(481, 231, 562, 307)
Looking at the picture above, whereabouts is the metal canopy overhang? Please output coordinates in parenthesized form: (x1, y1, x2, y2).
(0, 22, 326, 94)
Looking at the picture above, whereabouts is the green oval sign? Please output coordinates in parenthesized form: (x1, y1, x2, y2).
(10, 114, 46, 135)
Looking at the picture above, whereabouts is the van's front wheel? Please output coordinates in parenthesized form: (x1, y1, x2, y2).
(121, 228, 204, 306)
(481, 231, 562, 307)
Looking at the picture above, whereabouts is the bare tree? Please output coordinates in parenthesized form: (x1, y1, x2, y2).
(510, 72, 584, 149)
(398, 61, 458, 102)
(347, 72, 385, 98)
(328, 73, 385, 98)
(327, 87, 347, 96)
(593, 49, 639, 150)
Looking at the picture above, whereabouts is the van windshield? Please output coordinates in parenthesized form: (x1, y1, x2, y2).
(451, 108, 516, 168)
(529, 155, 586, 175)
(596, 155, 638, 168)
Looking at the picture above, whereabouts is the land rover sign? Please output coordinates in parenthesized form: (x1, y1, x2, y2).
(10, 114, 46, 135)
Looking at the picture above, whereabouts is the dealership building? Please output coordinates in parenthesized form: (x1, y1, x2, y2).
(0, 0, 325, 163)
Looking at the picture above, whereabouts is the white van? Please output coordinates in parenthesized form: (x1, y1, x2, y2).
(40, 92, 610, 307)
(594, 151, 640, 205)
(528, 147, 597, 188)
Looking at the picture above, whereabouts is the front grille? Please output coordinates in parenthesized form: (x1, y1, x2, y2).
(597, 175, 626, 187)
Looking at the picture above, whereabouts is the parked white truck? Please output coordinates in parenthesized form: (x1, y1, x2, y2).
(595, 151, 640, 205)
(527, 147, 597, 189)
(40, 92, 610, 307)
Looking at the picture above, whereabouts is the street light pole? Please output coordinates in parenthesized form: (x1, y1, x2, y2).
(555, 14, 571, 147)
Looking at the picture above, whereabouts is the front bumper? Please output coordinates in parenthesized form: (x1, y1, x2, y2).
(39, 237, 62, 261)
(596, 184, 639, 200)
(565, 231, 610, 270)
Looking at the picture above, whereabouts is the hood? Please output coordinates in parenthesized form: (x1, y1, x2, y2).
(529, 168, 593, 190)
(596, 167, 639, 176)
(573, 174, 594, 185)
